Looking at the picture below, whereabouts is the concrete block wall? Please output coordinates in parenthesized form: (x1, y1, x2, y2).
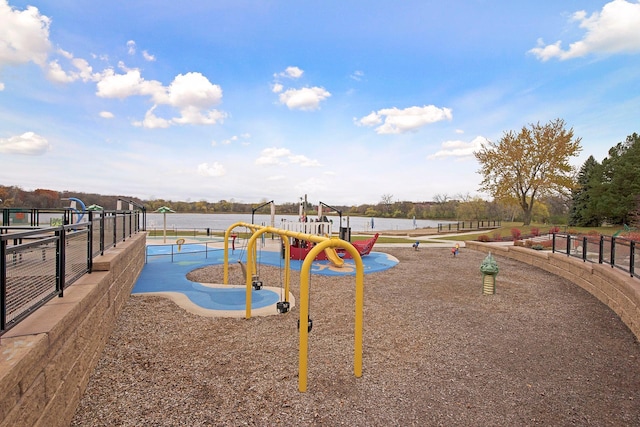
(0, 232, 146, 427)
(466, 241, 640, 341)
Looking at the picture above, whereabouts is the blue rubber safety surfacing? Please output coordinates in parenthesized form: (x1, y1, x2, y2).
(134, 245, 399, 311)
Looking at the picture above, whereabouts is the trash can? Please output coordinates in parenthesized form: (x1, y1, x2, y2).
(340, 227, 351, 242)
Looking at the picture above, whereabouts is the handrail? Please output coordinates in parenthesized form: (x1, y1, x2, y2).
(0, 210, 142, 337)
(552, 232, 638, 279)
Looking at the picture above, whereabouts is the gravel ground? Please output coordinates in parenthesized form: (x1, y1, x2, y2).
(71, 247, 640, 426)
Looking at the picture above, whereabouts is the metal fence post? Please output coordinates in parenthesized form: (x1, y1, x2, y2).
(599, 235, 604, 264)
(56, 227, 66, 298)
(611, 236, 616, 268)
(630, 241, 635, 277)
(1, 238, 7, 333)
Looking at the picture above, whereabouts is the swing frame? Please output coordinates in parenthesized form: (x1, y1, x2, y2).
(222, 222, 365, 393)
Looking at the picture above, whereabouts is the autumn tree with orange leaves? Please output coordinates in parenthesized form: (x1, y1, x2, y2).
(474, 118, 582, 225)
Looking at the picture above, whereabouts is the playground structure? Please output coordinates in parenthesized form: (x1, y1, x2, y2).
(222, 221, 365, 392)
(288, 232, 380, 264)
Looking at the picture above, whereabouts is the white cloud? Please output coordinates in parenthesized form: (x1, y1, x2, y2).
(172, 105, 226, 125)
(0, 132, 50, 155)
(99, 111, 114, 119)
(275, 66, 304, 79)
(350, 70, 364, 81)
(427, 136, 487, 160)
(166, 72, 223, 109)
(96, 68, 145, 97)
(97, 70, 226, 128)
(43, 48, 101, 83)
(278, 86, 331, 111)
(294, 176, 328, 194)
(356, 105, 452, 134)
(255, 147, 291, 165)
(529, 0, 640, 61)
(255, 147, 321, 167)
(0, 1, 51, 68)
(288, 154, 321, 167)
(142, 50, 155, 62)
(0, 82, 4, 91)
(212, 134, 251, 147)
(132, 105, 171, 129)
(356, 111, 382, 127)
(127, 40, 136, 55)
(272, 82, 283, 93)
(197, 162, 226, 177)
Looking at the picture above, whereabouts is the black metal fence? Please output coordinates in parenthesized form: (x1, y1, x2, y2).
(552, 233, 638, 279)
(438, 220, 502, 233)
(0, 209, 143, 336)
(145, 240, 225, 263)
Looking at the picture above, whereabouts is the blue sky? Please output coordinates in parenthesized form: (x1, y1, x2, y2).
(1, 0, 639, 206)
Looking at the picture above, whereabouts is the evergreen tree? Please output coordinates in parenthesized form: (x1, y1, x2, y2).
(598, 133, 640, 224)
(569, 156, 601, 226)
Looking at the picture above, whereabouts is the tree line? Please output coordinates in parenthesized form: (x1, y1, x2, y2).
(0, 183, 567, 223)
(1, 123, 637, 227)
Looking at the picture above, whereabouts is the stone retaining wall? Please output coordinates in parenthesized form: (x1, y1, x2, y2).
(0, 233, 146, 427)
(466, 241, 640, 341)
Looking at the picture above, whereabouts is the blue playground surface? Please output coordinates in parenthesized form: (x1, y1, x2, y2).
(133, 244, 399, 312)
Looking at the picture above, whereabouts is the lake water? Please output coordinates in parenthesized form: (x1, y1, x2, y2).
(145, 213, 450, 232)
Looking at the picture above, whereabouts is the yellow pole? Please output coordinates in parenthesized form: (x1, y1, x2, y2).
(281, 235, 291, 302)
(298, 238, 364, 392)
(244, 227, 271, 319)
(223, 222, 247, 285)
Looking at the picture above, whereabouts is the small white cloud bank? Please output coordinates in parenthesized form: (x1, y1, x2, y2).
(212, 133, 250, 146)
(142, 50, 155, 62)
(99, 111, 114, 119)
(274, 66, 304, 79)
(127, 40, 136, 55)
(427, 136, 487, 160)
(272, 65, 331, 111)
(355, 105, 452, 134)
(0, 131, 50, 155)
(278, 87, 331, 111)
(529, 0, 640, 61)
(350, 70, 364, 81)
(197, 162, 226, 177)
(255, 147, 321, 167)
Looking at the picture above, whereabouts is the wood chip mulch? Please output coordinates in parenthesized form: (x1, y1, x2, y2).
(71, 247, 640, 426)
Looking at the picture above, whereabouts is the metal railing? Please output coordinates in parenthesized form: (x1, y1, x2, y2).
(1, 209, 143, 336)
(552, 233, 638, 279)
(145, 240, 226, 263)
(438, 220, 502, 233)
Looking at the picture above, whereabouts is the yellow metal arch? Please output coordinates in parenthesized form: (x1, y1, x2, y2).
(222, 222, 365, 392)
